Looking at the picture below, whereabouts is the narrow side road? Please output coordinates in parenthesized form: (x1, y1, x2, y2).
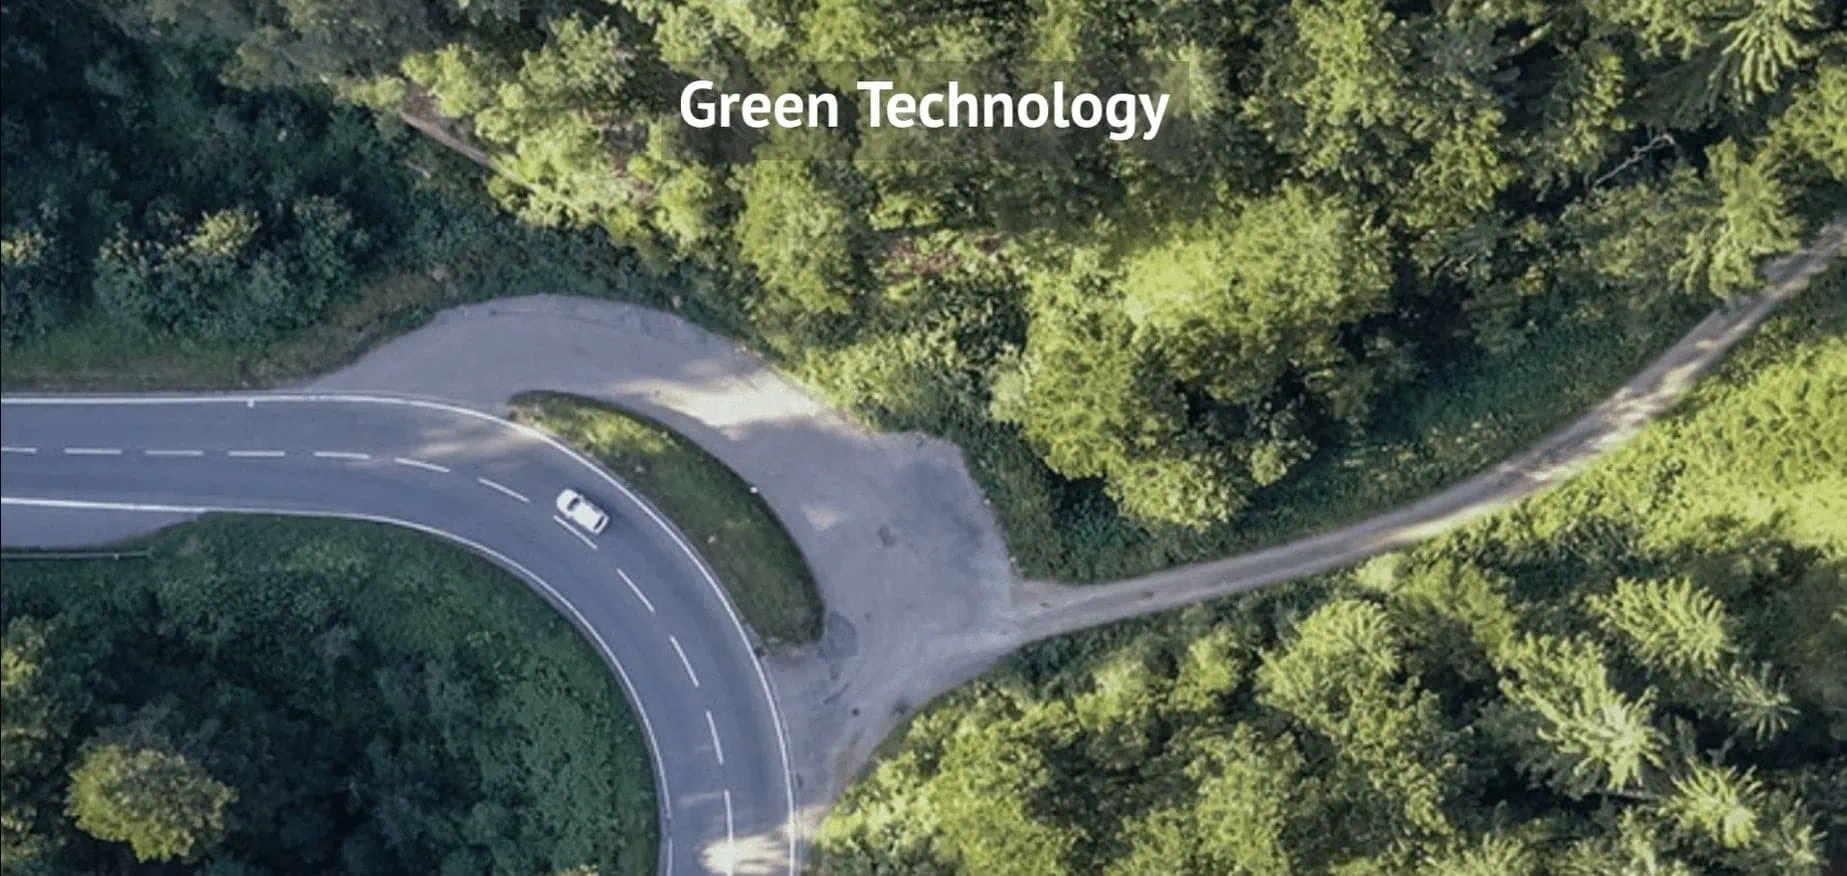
(5, 220, 1836, 869)
(1006, 219, 1847, 642)
(302, 217, 1847, 817)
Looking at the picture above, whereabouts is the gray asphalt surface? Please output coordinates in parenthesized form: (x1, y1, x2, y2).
(0, 394, 795, 876)
(5, 219, 1837, 873)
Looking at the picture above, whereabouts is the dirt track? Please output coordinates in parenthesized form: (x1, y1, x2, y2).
(1008, 219, 1846, 643)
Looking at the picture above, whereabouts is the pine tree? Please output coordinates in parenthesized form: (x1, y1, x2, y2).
(1491, 635, 1666, 799)
(1672, 140, 1802, 300)
(1712, 0, 1826, 104)
(1257, 599, 1462, 839)
(1589, 577, 1734, 675)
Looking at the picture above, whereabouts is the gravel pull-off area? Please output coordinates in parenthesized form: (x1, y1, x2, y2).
(308, 296, 1024, 817)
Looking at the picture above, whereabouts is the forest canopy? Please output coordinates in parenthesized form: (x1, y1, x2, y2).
(2, 2, 1843, 873)
(814, 275, 1847, 875)
(0, 518, 656, 876)
(4, 0, 1843, 581)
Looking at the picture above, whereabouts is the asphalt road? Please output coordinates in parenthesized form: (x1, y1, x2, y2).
(5, 219, 1838, 872)
(0, 394, 796, 876)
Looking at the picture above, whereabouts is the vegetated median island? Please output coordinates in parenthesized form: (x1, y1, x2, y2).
(0, 516, 656, 875)
(511, 392, 824, 646)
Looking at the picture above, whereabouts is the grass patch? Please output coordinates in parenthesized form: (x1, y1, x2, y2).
(511, 391, 825, 646)
(1, 515, 656, 874)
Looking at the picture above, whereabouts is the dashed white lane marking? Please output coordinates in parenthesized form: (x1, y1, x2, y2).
(551, 514, 598, 550)
(723, 788, 736, 857)
(668, 636, 701, 688)
(145, 449, 204, 457)
(706, 710, 726, 765)
(1, 446, 36, 454)
(64, 447, 122, 456)
(617, 568, 656, 613)
(313, 451, 370, 461)
(3, 394, 804, 873)
(393, 456, 449, 473)
(227, 450, 285, 458)
(475, 476, 529, 504)
(0, 497, 678, 825)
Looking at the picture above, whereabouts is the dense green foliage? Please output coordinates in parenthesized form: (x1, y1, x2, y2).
(512, 392, 824, 644)
(0, 0, 396, 347)
(2, 2, 1841, 870)
(64, 735, 237, 864)
(0, 518, 655, 875)
(1, 0, 672, 390)
(815, 287, 1847, 873)
(57, 0, 1842, 580)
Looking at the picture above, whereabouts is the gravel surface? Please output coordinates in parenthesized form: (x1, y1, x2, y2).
(309, 219, 1844, 817)
(307, 296, 1023, 813)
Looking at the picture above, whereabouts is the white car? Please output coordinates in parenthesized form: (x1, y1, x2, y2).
(555, 489, 610, 535)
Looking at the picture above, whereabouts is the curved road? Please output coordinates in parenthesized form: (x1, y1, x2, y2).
(3, 218, 1840, 871)
(0, 394, 797, 876)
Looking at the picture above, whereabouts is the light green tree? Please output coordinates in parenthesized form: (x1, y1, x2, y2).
(66, 736, 237, 862)
(733, 129, 878, 324)
(1491, 634, 1667, 798)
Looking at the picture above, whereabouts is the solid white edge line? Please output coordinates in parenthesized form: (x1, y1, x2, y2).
(4, 250, 1841, 876)
(393, 456, 450, 473)
(227, 450, 285, 458)
(0, 391, 802, 875)
(475, 476, 530, 504)
(1, 446, 37, 454)
(313, 451, 371, 461)
(145, 449, 205, 457)
(668, 636, 700, 688)
(63, 447, 122, 455)
(618, 568, 657, 613)
(706, 710, 726, 765)
(0, 496, 676, 817)
(511, 403, 800, 874)
(551, 514, 598, 550)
